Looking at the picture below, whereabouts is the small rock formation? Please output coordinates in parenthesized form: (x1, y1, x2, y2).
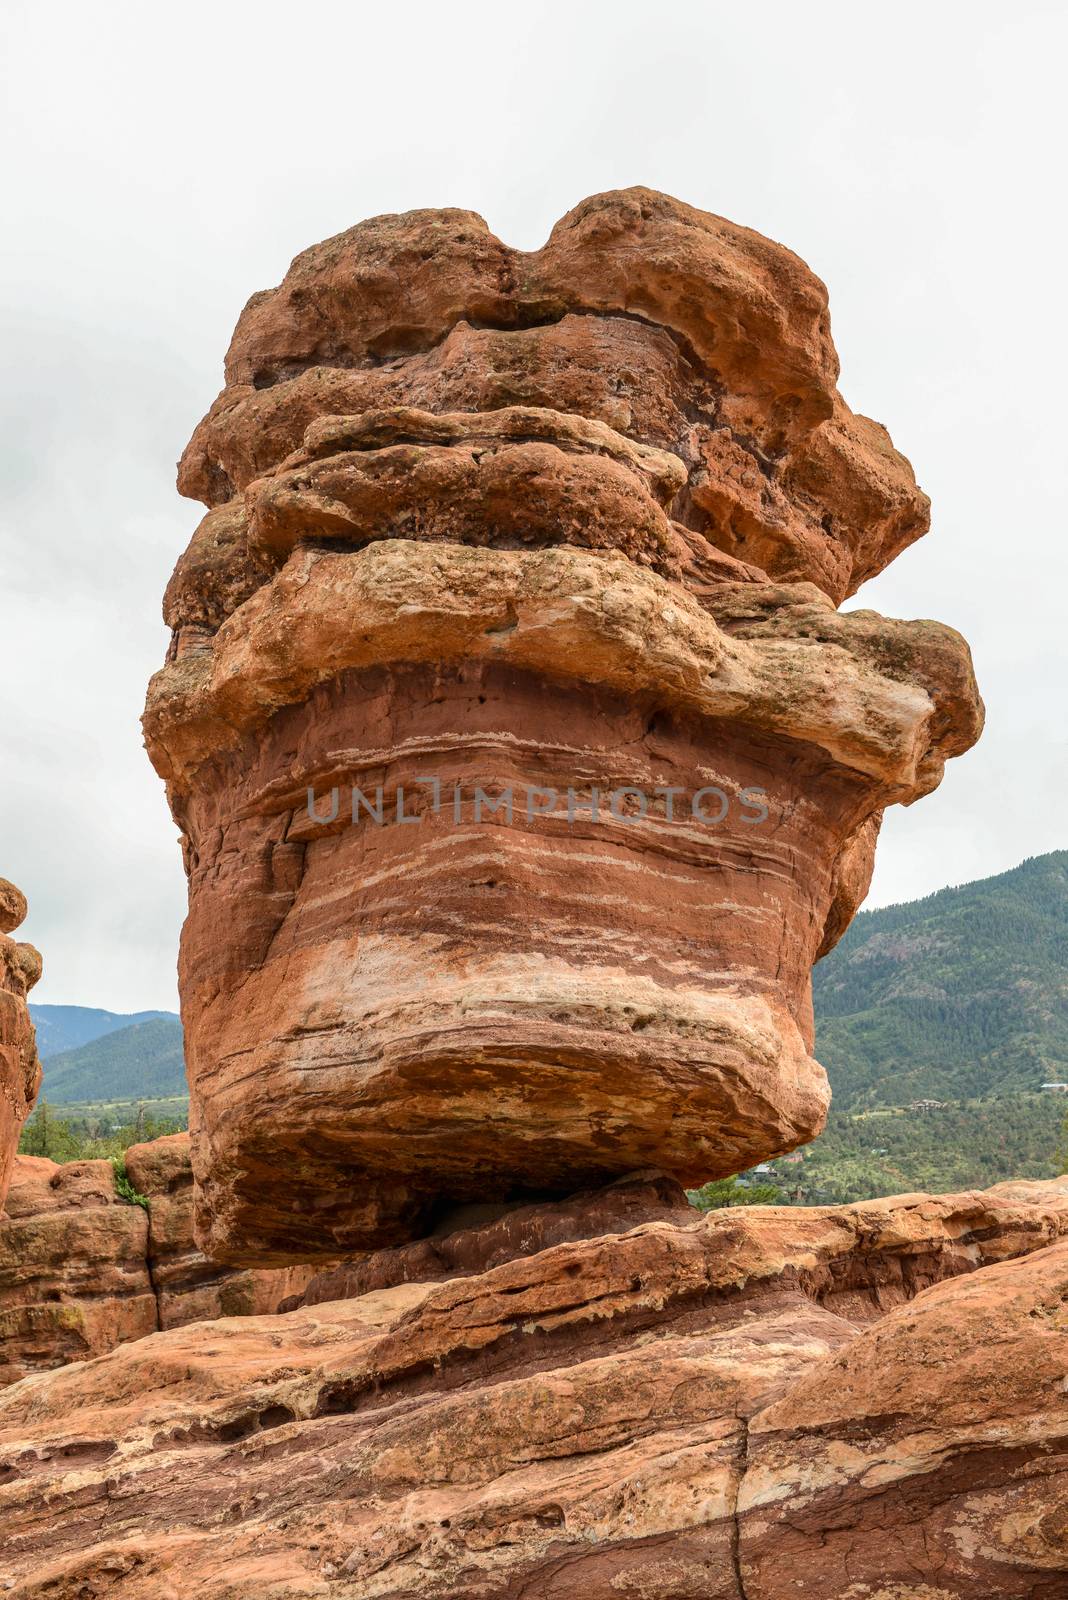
(0, 1156, 154, 1387)
(280, 1169, 694, 1309)
(143, 191, 983, 1264)
(1, 1178, 1066, 1596)
(0, 1137, 315, 1387)
(122, 1134, 316, 1328)
(0, 879, 41, 1211)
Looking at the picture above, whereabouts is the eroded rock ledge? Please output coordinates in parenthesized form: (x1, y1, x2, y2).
(176, 190, 931, 607)
(0, 1174, 1065, 1596)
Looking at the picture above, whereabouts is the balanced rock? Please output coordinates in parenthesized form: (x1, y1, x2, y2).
(1, 1177, 1066, 1596)
(0, 879, 41, 1211)
(144, 191, 984, 1263)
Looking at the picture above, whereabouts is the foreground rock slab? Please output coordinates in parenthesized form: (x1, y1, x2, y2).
(0, 1156, 154, 1387)
(1, 1177, 1066, 1596)
(740, 1249, 1068, 1598)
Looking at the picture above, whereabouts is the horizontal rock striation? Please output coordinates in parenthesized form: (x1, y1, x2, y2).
(0, 1138, 316, 1386)
(281, 1169, 694, 1308)
(1, 1176, 1065, 1596)
(0, 880, 41, 1212)
(0, 1157, 154, 1388)
(145, 190, 983, 1262)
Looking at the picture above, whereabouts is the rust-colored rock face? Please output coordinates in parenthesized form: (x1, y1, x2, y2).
(0, 879, 41, 1211)
(0, 1156, 155, 1386)
(1, 1178, 1066, 1596)
(122, 1134, 317, 1329)
(0, 1138, 315, 1387)
(144, 189, 983, 1263)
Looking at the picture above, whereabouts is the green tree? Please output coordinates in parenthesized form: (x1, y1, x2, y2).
(688, 1175, 783, 1211)
(18, 1098, 83, 1161)
(18, 1103, 186, 1164)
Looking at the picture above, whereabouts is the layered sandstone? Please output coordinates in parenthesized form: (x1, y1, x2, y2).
(0, 1156, 154, 1387)
(741, 1243, 1068, 1598)
(123, 1135, 316, 1327)
(1, 1177, 1066, 1597)
(10, 184, 1028, 1599)
(177, 193, 929, 605)
(144, 189, 983, 1263)
(0, 1139, 315, 1387)
(0, 879, 41, 1211)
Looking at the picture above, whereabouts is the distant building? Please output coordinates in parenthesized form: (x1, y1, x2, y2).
(1041, 1082, 1068, 1093)
(906, 1099, 948, 1111)
(736, 1163, 777, 1186)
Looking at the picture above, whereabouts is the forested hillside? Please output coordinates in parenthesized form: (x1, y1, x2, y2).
(29, 1004, 178, 1059)
(41, 1017, 186, 1102)
(814, 851, 1068, 1109)
(782, 1095, 1065, 1205)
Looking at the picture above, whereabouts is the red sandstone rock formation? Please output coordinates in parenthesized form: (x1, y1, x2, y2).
(0, 1138, 315, 1387)
(1, 1178, 1066, 1596)
(0, 1156, 154, 1387)
(123, 1134, 316, 1328)
(143, 191, 983, 1264)
(0, 880, 41, 1211)
(280, 1169, 693, 1309)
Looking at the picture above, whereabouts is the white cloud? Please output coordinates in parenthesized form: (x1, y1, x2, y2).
(2, 0, 1064, 1006)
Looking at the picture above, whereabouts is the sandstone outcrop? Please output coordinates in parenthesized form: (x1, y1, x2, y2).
(740, 1243, 1068, 1598)
(1, 1176, 1066, 1596)
(123, 1134, 316, 1328)
(0, 1138, 315, 1387)
(281, 1169, 692, 1309)
(144, 191, 983, 1264)
(0, 1156, 154, 1388)
(0, 879, 41, 1211)
(178, 193, 929, 605)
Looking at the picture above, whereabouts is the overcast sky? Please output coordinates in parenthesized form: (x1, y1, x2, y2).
(2, 1, 1065, 1011)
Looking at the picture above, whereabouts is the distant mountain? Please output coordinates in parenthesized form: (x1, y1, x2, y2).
(30, 1004, 179, 1061)
(814, 850, 1068, 1110)
(41, 1018, 186, 1103)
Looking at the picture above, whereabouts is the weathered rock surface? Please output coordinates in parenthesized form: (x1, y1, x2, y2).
(282, 1169, 693, 1308)
(179, 192, 929, 606)
(741, 1239, 1068, 1598)
(0, 1138, 315, 1387)
(0, 879, 41, 1212)
(144, 190, 983, 1264)
(1, 1177, 1065, 1596)
(0, 1156, 154, 1388)
(123, 1135, 318, 1329)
